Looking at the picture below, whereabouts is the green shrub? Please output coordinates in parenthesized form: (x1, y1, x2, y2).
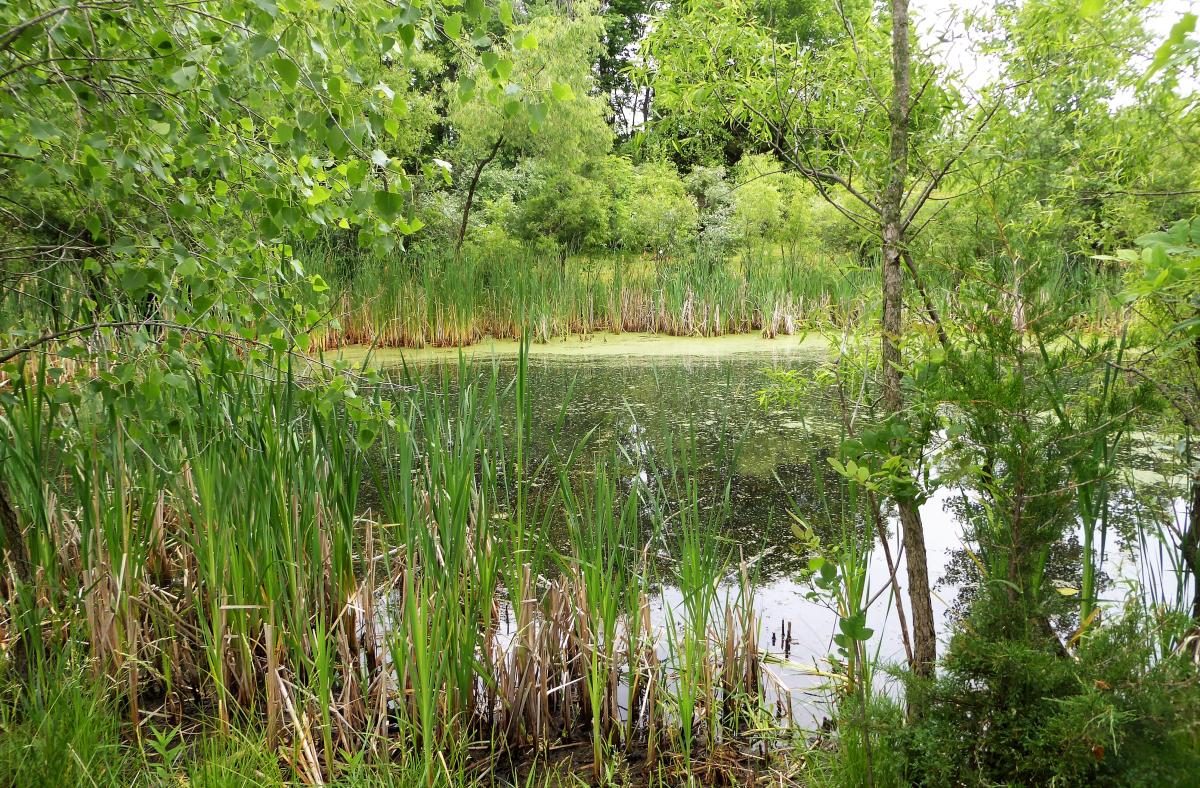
(897, 600, 1200, 786)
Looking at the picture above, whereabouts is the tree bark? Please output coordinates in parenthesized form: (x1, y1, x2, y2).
(454, 135, 504, 256)
(883, 0, 937, 678)
(1186, 330, 1200, 623)
(0, 482, 30, 590)
(1185, 474, 1200, 622)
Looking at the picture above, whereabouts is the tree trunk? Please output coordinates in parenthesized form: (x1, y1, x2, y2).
(883, 0, 937, 679)
(0, 482, 31, 591)
(1185, 337, 1200, 624)
(455, 135, 504, 256)
(1185, 474, 1200, 622)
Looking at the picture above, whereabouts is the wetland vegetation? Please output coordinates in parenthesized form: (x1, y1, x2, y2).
(2, 0, 1200, 785)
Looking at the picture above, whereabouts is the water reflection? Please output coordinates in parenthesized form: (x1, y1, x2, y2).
(373, 345, 1185, 722)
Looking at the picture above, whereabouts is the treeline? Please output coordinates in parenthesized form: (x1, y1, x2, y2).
(326, 0, 1199, 275)
(2, 1, 1196, 343)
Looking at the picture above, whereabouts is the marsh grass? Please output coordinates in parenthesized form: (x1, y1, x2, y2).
(0, 342, 784, 785)
(305, 245, 1126, 353)
(308, 247, 889, 350)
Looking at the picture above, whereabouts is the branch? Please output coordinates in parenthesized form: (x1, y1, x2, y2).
(1, 319, 316, 368)
(1082, 188, 1200, 198)
(901, 101, 999, 230)
(743, 102, 882, 216)
(0, 5, 71, 54)
(901, 248, 949, 350)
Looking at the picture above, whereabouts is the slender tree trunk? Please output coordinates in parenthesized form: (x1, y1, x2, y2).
(883, 0, 937, 678)
(455, 135, 504, 256)
(1185, 473, 1200, 621)
(1186, 330, 1200, 623)
(0, 482, 30, 590)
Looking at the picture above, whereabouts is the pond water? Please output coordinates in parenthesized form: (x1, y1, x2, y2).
(356, 333, 1186, 724)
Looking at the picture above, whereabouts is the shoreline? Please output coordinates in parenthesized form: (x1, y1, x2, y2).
(317, 330, 832, 366)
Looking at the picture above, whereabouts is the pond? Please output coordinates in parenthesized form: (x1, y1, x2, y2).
(351, 332, 1185, 724)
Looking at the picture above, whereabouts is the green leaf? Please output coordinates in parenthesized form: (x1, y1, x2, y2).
(249, 35, 279, 60)
(28, 119, 62, 141)
(458, 76, 476, 102)
(444, 13, 463, 39)
(170, 65, 198, 89)
(527, 102, 547, 132)
(327, 75, 345, 100)
(551, 82, 575, 101)
(269, 123, 294, 144)
(374, 190, 404, 219)
(1148, 13, 1197, 77)
(274, 57, 300, 89)
(307, 184, 332, 206)
(838, 613, 873, 642)
(149, 31, 175, 53)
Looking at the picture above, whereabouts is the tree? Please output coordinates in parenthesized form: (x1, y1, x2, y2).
(615, 162, 698, 258)
(645, 0, 1002, 677)
(596, 0, 655, 136)
(0, 1, 526, 344)
(1121, 220, 1200, 625)
(448, 1, 612, 253)
(0, 1, 525, 575)
(513, 164, 611, 258)
(953, 0, 1200, 265)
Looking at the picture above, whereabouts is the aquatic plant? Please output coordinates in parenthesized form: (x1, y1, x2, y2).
(0, 342, 778, 785)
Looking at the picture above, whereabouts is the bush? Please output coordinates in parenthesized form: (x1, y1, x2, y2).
(513, 165, 612, 256)
(897, 599, 1200, 786)
(615, 161, 699, 257)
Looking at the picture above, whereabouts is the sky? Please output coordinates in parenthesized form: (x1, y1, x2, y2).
(915, 0, 1198, 92)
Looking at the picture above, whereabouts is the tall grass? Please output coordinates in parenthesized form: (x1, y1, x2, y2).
(0, 339, 781, 784)
(307, 246, 890, 349)
(306, 243, 1126, 351)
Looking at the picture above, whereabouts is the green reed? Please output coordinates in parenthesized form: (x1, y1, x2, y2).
(0, 332, 783, 785)
(306, 242, 970, 350)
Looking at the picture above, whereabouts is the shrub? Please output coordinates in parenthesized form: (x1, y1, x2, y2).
(897, 599, 1200, 786)
(616, 162, 699, 257)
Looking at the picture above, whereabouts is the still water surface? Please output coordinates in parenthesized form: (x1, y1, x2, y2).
(366, 335, 1181, 723)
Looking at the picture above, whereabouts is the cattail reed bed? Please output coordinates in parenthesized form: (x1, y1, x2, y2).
(307, 249, 883, 350)
(297, 247, 1127, 353)
(0, 346, 795, 785)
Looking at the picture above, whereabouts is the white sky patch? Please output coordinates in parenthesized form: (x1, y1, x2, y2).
(914, 0, 1199, 96)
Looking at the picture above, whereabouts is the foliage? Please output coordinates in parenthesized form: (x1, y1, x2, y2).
(937, 0, 1200, 265)
(0, 0, 531, 359)
(899, 600, 1200, 786)
(447, 0, 611, 168)
(512, 163, 611, 256)
(614, 161, 699, 257)
(5, 0, 1200, 783)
